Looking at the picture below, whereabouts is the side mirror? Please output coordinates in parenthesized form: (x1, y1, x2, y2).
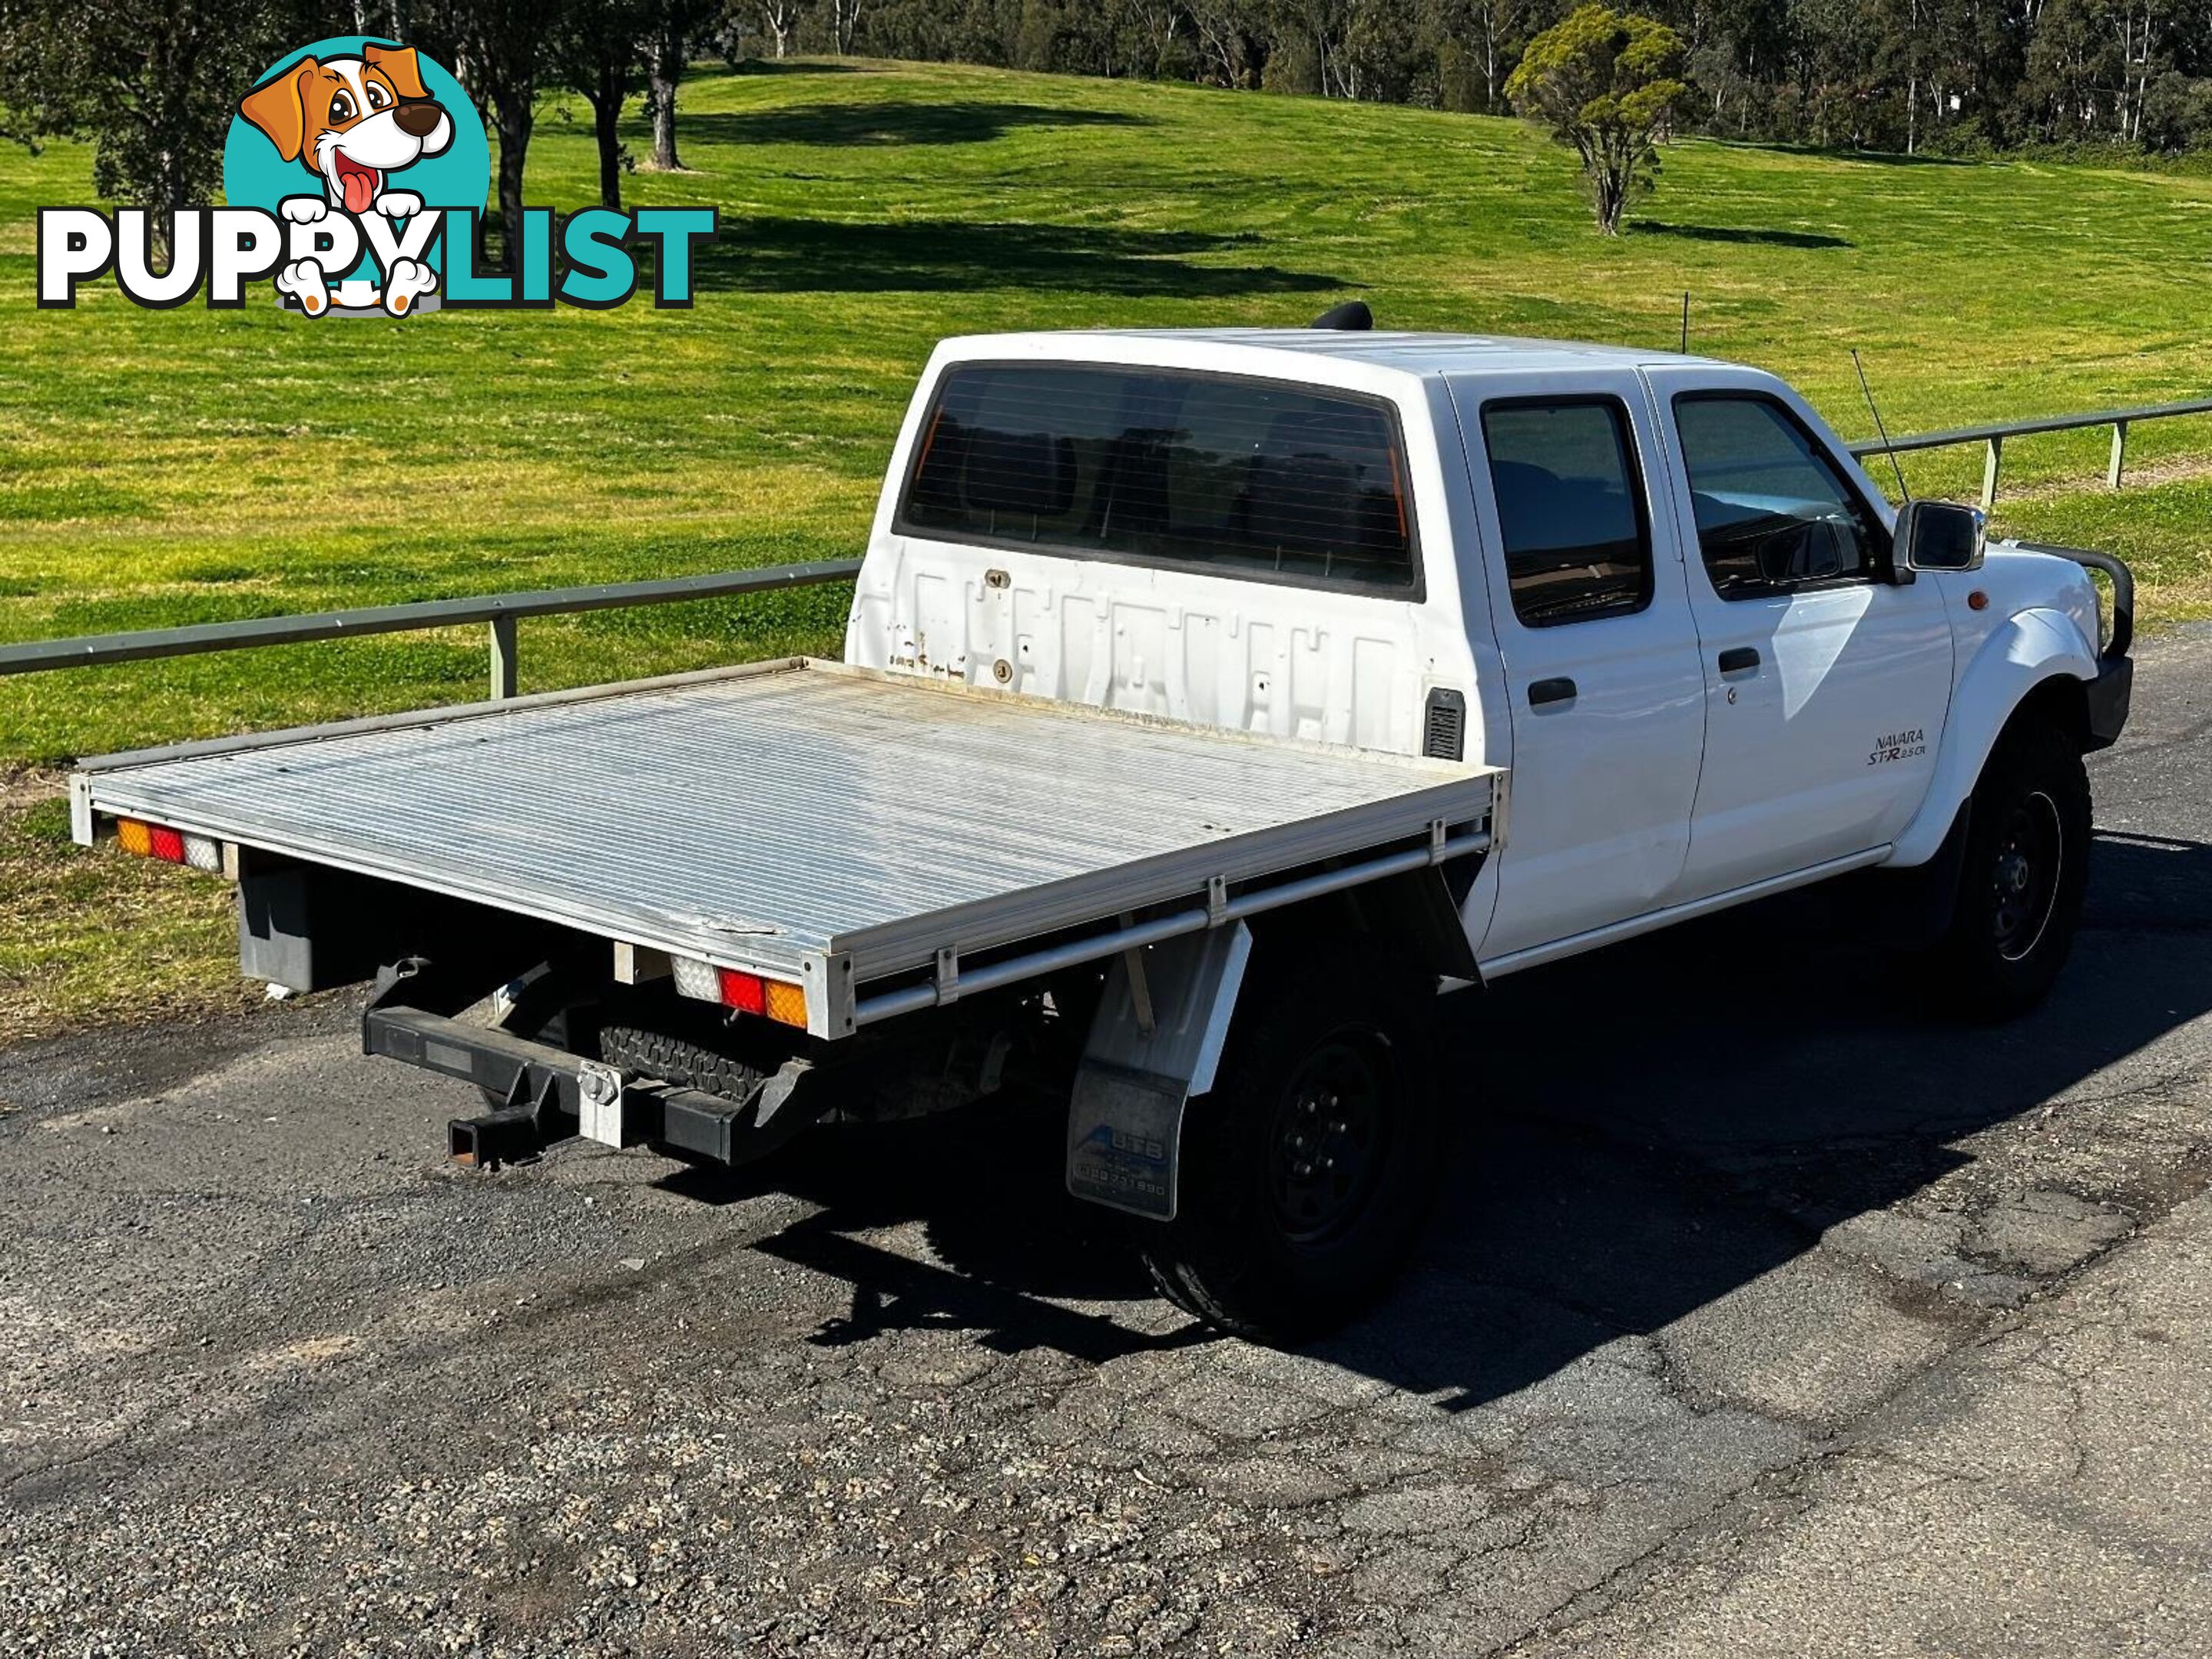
(1898, 498, 1985, 573)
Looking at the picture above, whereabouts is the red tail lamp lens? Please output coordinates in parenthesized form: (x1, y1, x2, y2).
(716, 969, 767, 1015)
(147, 826, 187, 863)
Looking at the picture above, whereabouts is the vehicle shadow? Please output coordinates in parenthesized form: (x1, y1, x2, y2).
(680, 100, 1145, 147)
(664, 1091, 1186, 1359)
(686, 217, 1343, 297)
(704, 830, 2212, 1391)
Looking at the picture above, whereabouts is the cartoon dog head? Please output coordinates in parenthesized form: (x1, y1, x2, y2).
(239, 45, 453, 217)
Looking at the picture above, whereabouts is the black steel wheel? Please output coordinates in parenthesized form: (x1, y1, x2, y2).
(1267, 1038, 1393, 1247)
(1132, 939, 1442, 1345)
(1930, 720, 2091, 1019)
(1989, 790, 2065, 964)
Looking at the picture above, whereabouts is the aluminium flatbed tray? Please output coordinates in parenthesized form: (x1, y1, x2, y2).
(73, 657, 1502, 1033)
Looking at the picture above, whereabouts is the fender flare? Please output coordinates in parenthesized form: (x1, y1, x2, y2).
(1887, 607, 2096, 867)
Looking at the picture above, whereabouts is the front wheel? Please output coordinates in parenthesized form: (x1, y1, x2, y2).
(1929, 720, 2091, 1020)
(1131, 942, 1442, 1345)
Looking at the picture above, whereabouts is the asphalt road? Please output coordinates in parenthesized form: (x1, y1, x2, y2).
(5, 630, 2211, 1657)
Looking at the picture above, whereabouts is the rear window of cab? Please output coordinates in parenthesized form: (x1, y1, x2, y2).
(895, 363, 1421, 596)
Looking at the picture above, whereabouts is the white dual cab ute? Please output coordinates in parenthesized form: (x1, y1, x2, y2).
(71, 319, 2134, 1342)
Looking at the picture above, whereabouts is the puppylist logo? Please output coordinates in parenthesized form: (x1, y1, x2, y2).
(38, 35, 715, 317)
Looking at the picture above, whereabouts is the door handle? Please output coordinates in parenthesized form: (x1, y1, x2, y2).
(1527, 676, 1578, 707)
(1717, 647, 1761, 674)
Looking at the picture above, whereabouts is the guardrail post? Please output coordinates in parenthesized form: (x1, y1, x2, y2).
(488, 614, 518, 700)
(2108, 419, 2129, 489)
(1981, 436, 2003, 511)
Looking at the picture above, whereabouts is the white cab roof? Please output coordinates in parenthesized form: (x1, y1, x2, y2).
(940, 328, 1731, 379)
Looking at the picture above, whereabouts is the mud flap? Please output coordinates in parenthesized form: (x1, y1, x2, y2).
(1066, 922, 1251, 1220)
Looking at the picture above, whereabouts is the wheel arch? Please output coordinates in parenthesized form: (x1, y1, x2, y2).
(1887, 608, 2096, 869)
(1245, 864, 1482, 985)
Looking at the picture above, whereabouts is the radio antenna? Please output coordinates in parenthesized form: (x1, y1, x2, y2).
(1852, 349, 1911, 502)
(1679, 291, 1689, 354)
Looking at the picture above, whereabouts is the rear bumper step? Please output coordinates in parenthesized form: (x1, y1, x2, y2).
(364, 995, 823, 1171)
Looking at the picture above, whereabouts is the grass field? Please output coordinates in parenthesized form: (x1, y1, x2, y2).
(5, 56, 2212, 1038)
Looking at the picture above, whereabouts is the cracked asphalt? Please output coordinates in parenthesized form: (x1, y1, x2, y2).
(5, 630, 2212, 1657)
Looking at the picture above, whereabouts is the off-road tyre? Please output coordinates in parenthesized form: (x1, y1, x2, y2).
(1930, 720, 2091, 1020)
(601, 1007, 813, 1164)
(1131, 940, 1442, 1346)
(596, 1022, 770, 1105)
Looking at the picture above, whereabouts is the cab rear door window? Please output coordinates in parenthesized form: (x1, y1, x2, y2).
(1480, 399, 1654, 628)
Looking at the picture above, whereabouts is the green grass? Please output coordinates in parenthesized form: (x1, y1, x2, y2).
(0, 780, 254, 1045)
(4, 57, 2211, 1038)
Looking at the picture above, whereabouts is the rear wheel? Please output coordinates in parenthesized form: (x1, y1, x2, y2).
(1132, 942, 1441, 1345)
(1929, 720, 2091, 1019)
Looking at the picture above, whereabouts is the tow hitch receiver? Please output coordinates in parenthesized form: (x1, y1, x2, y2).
(366, 1005, 593, 1169)
(448, 1107, 550, 1170)
(364, 959, 598, 1170)
(364, 962, 834, 1171)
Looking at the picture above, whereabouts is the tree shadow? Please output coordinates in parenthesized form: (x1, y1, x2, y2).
(727, 830, 2212, 1392)
(1826, 148, 1978, 167)
(727, 58, 869, 77)
(1632, 220, 1853, 249)
(1702, 138, 1975, 167)
(684, 101, 1147, 147)
(687, 216, 1343, 296)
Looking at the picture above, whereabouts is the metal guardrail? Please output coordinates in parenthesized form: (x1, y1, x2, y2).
(1846, 397, 2212, 510)
(0, 559, 863, 701)
(0, 393, 2204, 699)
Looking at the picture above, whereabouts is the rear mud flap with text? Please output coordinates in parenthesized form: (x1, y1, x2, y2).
(1066, 922, 1251, 1221)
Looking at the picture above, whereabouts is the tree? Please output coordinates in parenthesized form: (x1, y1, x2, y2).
(1505, 5, 1686, 233)
(1462, 0, 1536, 111)
(760, 0, 810, 58)
(0, 0, 293, 256)
(1118, 0, 1191, 77)
(832, 0, 868, 53)
(641, 0, 717, 169)
(1188, 0, 1271, 87)
(550, 0, 654, 208)
(427, 0, 551, 268)
(1266, 0, 1354, 96)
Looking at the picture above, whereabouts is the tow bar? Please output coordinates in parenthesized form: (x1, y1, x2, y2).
(363, 960, 830, 1171)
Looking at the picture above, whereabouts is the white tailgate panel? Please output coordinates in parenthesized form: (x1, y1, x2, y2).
(851, 542, 1430, 756)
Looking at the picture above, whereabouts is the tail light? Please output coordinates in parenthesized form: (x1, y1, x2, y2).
(671, 954, 808, 1029)
(114, 818, 220, 872)
(717, 968, 767, 1016)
